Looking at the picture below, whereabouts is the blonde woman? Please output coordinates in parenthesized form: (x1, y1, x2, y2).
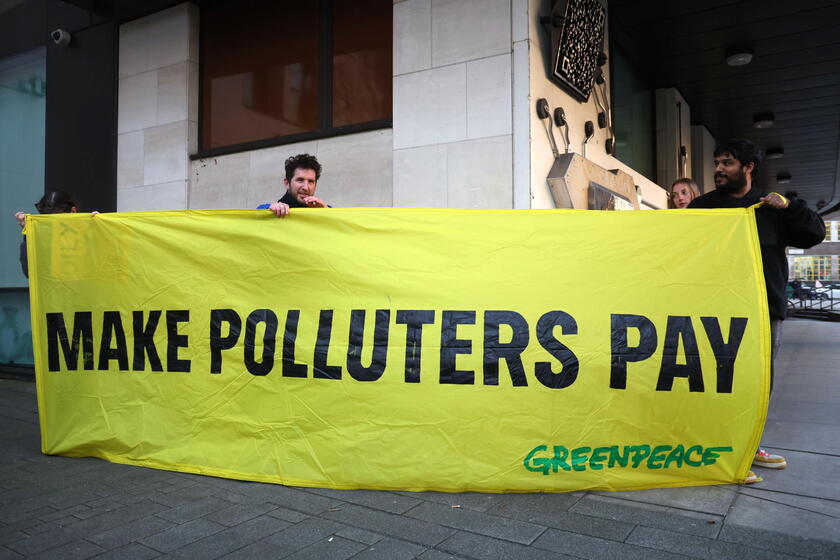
(669, 178, 700, 208)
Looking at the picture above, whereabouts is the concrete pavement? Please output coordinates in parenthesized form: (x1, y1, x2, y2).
(1, 319, 838, 559)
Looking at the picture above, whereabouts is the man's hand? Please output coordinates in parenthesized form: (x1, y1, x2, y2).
(760, 193, 789, 209)
(14, 211, 25, 228)
(301, 196, 327, 208)
(268, 201, 290, 218)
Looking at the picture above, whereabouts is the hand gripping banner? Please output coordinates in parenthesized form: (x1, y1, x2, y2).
(26, 208, 770, 492)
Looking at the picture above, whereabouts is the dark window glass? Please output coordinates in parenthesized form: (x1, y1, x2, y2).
(201, 0, 392, 152)
(332, 0, 392, 127)
(611, 46, 654, 181)
(202, 1, 320, 149)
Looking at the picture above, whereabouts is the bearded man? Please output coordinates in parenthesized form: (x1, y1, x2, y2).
(259, 153, 330, 218)
(689, 138, 825, 481)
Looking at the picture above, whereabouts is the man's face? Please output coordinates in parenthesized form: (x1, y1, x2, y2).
(713, 152, 749, 193)
(284, 168, 318, 204)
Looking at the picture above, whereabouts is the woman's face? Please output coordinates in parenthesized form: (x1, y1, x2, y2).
(671, 183, 694, 208)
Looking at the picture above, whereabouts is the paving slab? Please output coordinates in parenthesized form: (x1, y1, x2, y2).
(320, 503, 455, 547)
(724, 493, 840, 545)
(532, 527, 685, 560)
(237, 484, 343, 515)
(334, 526, 384, 546)
(626, 525, 796, 560)
(26, 539, 105, 560)
(738, 487, 840, 518)
(393, 491, 508, 513)
(223, 517, 347, 560)
(437, 530, 576, 560)
(86, 514, 174, 549)
(136, 517, 224, 553)
(404, 501, 546, 545)
(485, 493, 634, 542)
(570, 494, 723, 538)
(166, 515, 290, 559)
(766, 400, 838, 425)
(417, 551, 471, 560)
(593, 485, 738, 516)
(348, 536, 427, 559)
(303, 488, 422, 514)
(266, 506, 311, 524)
(87, 543, 159, 560)
(283, 535, 367, 560)
(202, 501, 278, 527)
(761, 420, 840, 455)
(718, 523, 840, 559)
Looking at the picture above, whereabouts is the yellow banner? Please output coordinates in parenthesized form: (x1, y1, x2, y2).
(27, 208, 769, 492)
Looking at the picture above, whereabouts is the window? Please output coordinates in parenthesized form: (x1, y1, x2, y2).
(0, 47, 44, 367)
(200, 0, 392, 154)
(610, 45, 655, 181)
(791, 256, 835, 281)
(824, 221, 838, 242)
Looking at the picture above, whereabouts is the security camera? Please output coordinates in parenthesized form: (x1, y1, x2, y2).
(50, 29, 71, 46)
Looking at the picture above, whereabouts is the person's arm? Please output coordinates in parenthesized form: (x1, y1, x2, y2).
(20, 239, 28, 278)
(14, 211, 28, 278)
(776, 198, 826, 249)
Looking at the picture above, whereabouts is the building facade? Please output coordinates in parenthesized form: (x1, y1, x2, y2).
(112, 1, 671, 214)
(2, 0, 838, 371)
(789, 220, 840, 282)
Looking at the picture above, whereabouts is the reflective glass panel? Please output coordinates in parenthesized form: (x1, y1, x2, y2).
(332, 0, 392, 127)
(202, 1, 321, 148)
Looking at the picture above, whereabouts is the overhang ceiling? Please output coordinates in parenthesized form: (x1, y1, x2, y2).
(609, 0, 840, 214)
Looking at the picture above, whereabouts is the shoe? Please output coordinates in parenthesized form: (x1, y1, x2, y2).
(742, 470, 762, 484)
(753, 449, 787, 469)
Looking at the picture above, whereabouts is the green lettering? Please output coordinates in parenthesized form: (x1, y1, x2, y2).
(608, 445, 629, 468)
(525, 443, 732, 473)
(663, 444, 685, 468)
(589, 447, 609, 470)
(630, 445, 651, 468)
(571, 446, 591, 472)
(702, 446, 733, 466)
(647, 445, 671, 469)
(523, 445, 550, 475)
(684, 445, 703, 467)
(551, 446, 571, 472)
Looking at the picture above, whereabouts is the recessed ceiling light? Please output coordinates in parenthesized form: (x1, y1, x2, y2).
(766, 146, 784, 159)
(753, 112, 774, 129)
(725, 50, 753, 66)
(776, 172, 791, 184)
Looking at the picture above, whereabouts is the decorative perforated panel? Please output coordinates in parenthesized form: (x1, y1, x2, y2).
(551, 0, 606, 102)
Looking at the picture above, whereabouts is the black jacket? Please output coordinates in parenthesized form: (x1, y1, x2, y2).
(278, 191, 308, 208)
(689, 187, 825, 319)
(20, 239, 28, 278)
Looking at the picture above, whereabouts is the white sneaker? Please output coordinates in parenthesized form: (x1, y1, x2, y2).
(753, 449, 787, 469)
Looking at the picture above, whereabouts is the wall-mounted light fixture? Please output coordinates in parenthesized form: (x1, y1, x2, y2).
(753, 112, 775, 129)
(765, 146, 784, 159)
(776, 172, 792, 184)
(725, 46, 753, 66)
